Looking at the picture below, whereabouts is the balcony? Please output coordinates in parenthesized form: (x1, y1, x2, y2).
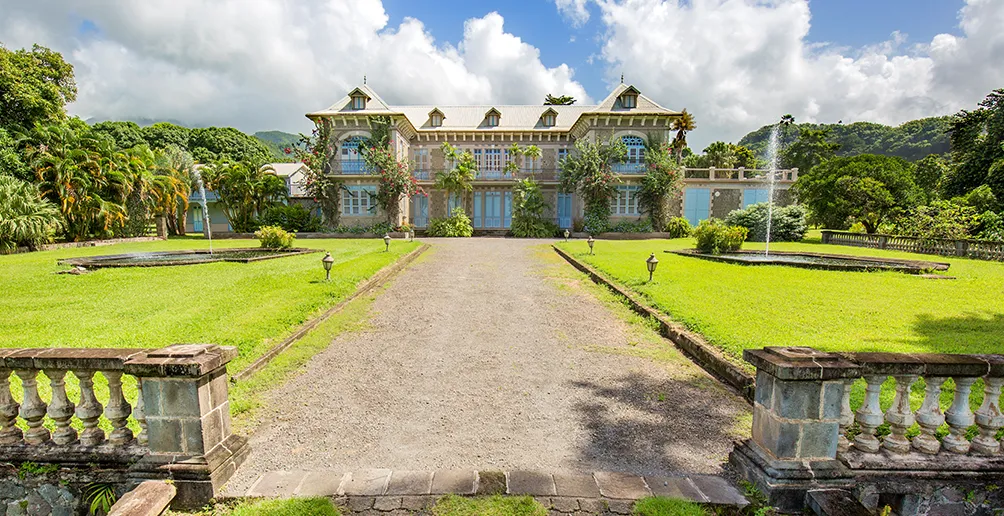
(683, 167, 799, 182)
(612, 162, 646, 174)
(333, 160, 374, 175)
(188, 190, 219, 203)
(411, 169, 560, 182)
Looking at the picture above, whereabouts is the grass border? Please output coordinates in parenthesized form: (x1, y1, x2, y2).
(231, 243, 430, 383)
(551, 244, 755, 403)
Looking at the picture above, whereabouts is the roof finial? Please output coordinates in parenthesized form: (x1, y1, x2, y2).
(620, 73, 624, 84)
(363, 75, 367, 85)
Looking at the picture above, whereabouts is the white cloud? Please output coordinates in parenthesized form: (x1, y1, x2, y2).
(555, 0, 591, 27)
(593, 0, 1004, 151)
(0, 1, 591, 133)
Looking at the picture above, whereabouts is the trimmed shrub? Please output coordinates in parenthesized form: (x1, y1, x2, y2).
(257, 204, 322, 232)
(254, 225, 295, 248)
(693, 219, 747, 254)
(427, 207, 473, 237)
(724, 203, 807, 242)
(664, 217, 692, 238)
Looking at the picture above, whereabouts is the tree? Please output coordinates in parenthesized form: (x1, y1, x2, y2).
(0, 175, 63, 250)
(202, 161, 286, 232)
(781, 128, 840, 174)
(913, 154, 950, 203)
(292, 122, 340, 228)
(637, 141, 683, 231)
(508, 144, 552, 237)
(91, 121, 146, 149)
(732, 144, 759, 169)
(944, 89, 1004, 197)
(702, 141, 738, 168)
(360, 117, 422, 225)
(544, 94, 576, 105)
(558, 138, 627, 233)
(436, 142, 478, 211)
(0, 44, 77, 131)
(142, 122, 192, 150)
(984, 143, 1004, 205)
(152, 145, 194, 235)
(796, 154, 920, 233)
(671, 110, 696, 164)
(0, 128, 30, 181)
(189, 127, 271, 165)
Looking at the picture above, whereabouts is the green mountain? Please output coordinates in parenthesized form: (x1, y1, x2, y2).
(737, 116, 952, 162)
(254, 131, 302, 161)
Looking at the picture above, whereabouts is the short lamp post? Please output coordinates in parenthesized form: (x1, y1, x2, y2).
(322, 252, 334, 282)
(383, 234, 391, 252)
(587, 236, 595, 255)
(646, 253, 659, 282)
(408, 230, 414, 242)
(564, 229, 570, 242)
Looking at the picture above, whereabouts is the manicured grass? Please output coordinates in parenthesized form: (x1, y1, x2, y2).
(0, 236, 420, 372)
(634, 497, 709, 516)
(431, 494, 548, 516)
(214, 497, 339, 516)
(555, 238, 1004, 360)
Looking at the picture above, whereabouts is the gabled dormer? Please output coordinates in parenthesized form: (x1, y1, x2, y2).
(540, 108, 558, 127)
(428, 108, 445, 128)
(619, 86, 640, 109)
(348, 87, 371, 110)
(484, 108, 501, 127)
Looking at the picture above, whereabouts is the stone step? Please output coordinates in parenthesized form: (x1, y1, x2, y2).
(244, 469, 749, 507)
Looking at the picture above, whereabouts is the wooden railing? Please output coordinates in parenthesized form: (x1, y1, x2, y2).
(822, 230, 1004, 261)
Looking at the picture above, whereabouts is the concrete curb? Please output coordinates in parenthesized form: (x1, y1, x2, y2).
(550, 245, 755, 403)
(232, 243, 431, 383)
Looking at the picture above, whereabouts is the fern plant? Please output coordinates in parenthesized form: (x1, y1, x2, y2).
(83, 482, 118, 516)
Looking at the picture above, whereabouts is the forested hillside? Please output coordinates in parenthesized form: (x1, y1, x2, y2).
(254, 130, 302, 161)
(738, 117, 951, 162)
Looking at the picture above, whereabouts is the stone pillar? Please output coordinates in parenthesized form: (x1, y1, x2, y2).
(729, 347, 860, 511)
(124, 345, 249, 509)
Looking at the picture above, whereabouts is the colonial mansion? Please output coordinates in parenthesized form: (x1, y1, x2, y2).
(303, 83, 796, 232)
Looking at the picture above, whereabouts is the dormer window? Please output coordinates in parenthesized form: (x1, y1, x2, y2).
(621, 94, 637, 108)
(485, 108, 501, 127)
(541, 108, 558, 127)
(347, 87, 371, 110)
(429, 108, 444, 127)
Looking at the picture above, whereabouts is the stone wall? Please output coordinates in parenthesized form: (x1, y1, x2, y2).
(711, 189, 742, 219)
(0, 464, 127, 516)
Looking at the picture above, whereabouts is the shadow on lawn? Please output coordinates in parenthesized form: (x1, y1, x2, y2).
(910, 312, 1004, 355)
(570, 371, 746, 475)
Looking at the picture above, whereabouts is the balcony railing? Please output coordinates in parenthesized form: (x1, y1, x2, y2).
(411, 169, 560, 181)
(612, 162, 646, 174)
(684, 167, 799, 182)
(332, 160, 374, 175)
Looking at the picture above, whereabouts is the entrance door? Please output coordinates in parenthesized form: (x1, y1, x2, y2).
(411, 195, 428, 227)
(684, 188, 711, 226)
(485, 191, 501, 228)
(193, 206, 203, 232)
(557, 193, 572, 228)
(503, 192, 512, 229)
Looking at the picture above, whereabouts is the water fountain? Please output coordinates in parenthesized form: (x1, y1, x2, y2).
(192, 167, 213, 255)
(763, 124, 781, 256)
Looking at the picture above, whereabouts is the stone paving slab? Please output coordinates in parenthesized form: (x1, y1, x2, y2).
(431, 469, 477, 495)
(689, 475, 750, 506)
(294, 470, 346, 497)
(508, 470, 557, 496)
(246, 470, 306, 497)
(645, 475, 707, 502)
(553, 472, 602, 498)
(342, 469, 392, 496)
(593, 471, 652, 500)
(385, 470, 433, 495)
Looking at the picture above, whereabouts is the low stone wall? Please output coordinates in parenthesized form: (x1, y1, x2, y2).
(821, 230, 1004, 261)
(211, 232, 409, 239)
(0, 236, 166, 256)
(569, 232, 679, 240)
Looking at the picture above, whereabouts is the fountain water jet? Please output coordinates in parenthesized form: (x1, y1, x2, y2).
(192, 167, 213, 254)
(763, 124, 782, 256)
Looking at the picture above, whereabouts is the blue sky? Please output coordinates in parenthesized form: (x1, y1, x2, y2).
(382, 0, 967, 103)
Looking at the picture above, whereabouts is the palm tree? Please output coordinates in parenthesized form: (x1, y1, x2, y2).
(671, 110, 696, 164)
(0, 175, 63, 251)
(152, 145, 194, 235)
(779, 114, 796, 151)
(435, 142, 477, 213)
(544, 94, 576, 105)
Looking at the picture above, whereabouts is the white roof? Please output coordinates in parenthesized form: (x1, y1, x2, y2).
(306, 83, 679, 131)
(267, 163, 309, 178)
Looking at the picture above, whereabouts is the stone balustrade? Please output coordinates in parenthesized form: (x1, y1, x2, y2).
(730, 347, 1004, 514)
(0, 344, 248, 510)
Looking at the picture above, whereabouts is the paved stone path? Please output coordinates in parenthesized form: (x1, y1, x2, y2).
(244, 468, 748, 514)
(225, 239, 750, 496)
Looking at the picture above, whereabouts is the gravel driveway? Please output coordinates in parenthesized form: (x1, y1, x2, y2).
(224, 238, 749, 495)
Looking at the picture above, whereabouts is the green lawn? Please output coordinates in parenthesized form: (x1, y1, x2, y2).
(555, 238, 1004, 361)
(0, 236, 420, 372)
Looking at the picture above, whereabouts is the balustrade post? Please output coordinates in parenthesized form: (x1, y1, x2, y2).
(0, 368, 22, 444)
(853, 375, 885, 453)
(105, 371, 134, 444)
(45, 369, 78, 445)
(973, 375, 1004, 455)
(74, 370, 105, 446)
(15, 369, 49, 445)
(944, 377, 976, 454)
(882, 375, 917, 453)
(913, 376, 946, 454)
(135, 379, 148, 445)
(837, 378, 854, 453)
(729, 347, 859, 512)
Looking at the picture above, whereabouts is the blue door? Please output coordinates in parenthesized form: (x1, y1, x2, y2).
(473, 192, 483, 228)
(557, 193, 572, 228)
(411, 195, 428, 227)
(503, 192, 512, 229)
(684, 188, 711, 227)
(485, 191, 501, 228)
(743, 188, 770, 208)
(192, 206, 203, 232)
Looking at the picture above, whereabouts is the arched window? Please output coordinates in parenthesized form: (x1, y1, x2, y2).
(339, 136, 368, 174)
(619, 135, 645, 173)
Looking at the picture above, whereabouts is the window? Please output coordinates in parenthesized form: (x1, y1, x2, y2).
(610, 186, 640, 215)
(621, 94, 637, 108)
(522, 154, 540, 173)
(558, 148, 569, 163)
(340, 136, 368, 173)
(487, 114, 499, 127)
(447, 192, 463, 213)
(351, 96, 366, 110)
(342, 185, 375, 215)
(543, 114, 556, 127)
(430, 113, 443, 127)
